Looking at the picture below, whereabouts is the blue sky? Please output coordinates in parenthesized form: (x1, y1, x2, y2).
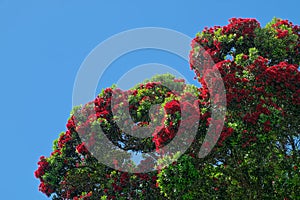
(0, 0, 299, 199)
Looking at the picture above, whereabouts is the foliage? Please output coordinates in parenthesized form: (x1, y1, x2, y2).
(35, 18, 300, 199)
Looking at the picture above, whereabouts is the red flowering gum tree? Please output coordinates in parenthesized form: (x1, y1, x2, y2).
(35, 18, 300, 200)
(157, 18, 299, 199)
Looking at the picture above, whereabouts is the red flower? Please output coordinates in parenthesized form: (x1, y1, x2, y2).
(51, 149, 61, 156)
(164, 100, 180, 114)
(263, 120, 271, 132)
(66, 116, 76, 130)
(34, 157, 49, 179)
(277, 29, 289, 38)
(99, 110, 109, 117)
(39, 182, 54, 197)
(58, 131, 72, 148)
(76, 142, 89, 154)
(132, 90, 138, 96)
(218, 127, 234, 146)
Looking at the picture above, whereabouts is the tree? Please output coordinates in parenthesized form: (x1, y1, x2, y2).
(35, 73, 200, 199)
(35, 18, 300, 199)
(159, 17, 300, 199)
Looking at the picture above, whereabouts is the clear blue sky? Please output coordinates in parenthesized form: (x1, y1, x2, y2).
(0, 0, 299, 199)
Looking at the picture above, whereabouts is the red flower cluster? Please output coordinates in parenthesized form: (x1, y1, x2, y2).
(223, 18, 260, 37)
(38, 182, 54, 197)
(218, 127, 234, 146)
(58, 130, 72, 148)
(76, 142, 89, 154)
(66, 116, 76, 130)
(243, 112, 260, 125)
(190, 18, 300, 151)
(258, 62, 300, 105)
(270, 18, 300, 56)
(153, 127, 176, 151)
(272, 19, 292, 28)
(276, 29, 289, 38)
(34, 156, 49, 180)
(94, 94, 111, 118)
(164, 100, 180, 114)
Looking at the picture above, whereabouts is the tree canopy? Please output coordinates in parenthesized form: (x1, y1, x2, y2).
(35, 18, 300, 200)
